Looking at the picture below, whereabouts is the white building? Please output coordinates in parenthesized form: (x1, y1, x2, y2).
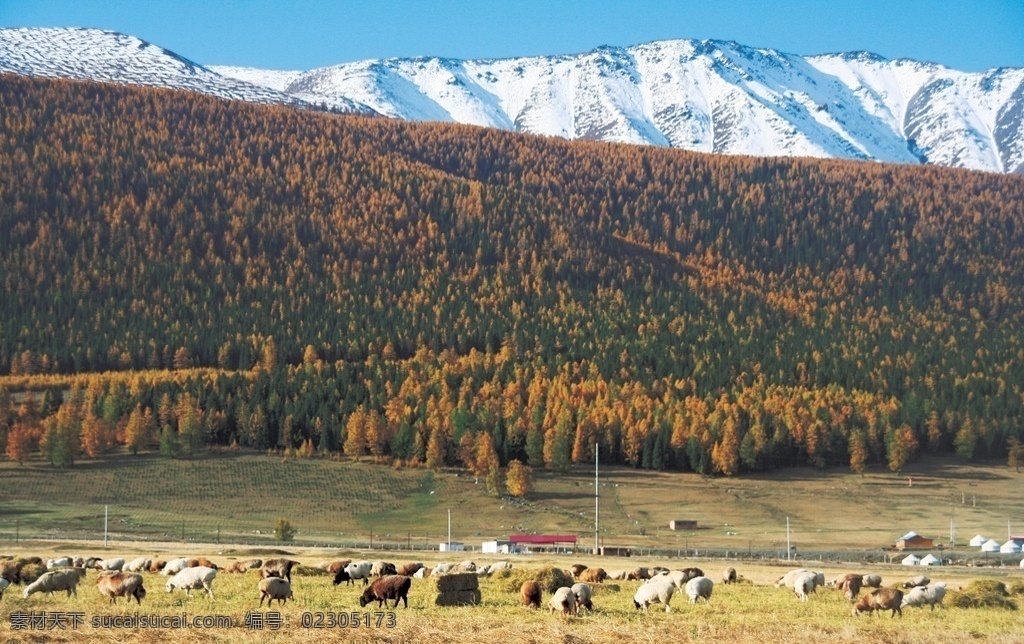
(969, 534, 988, 547)
(919, 554, 941, 566)
(981, 538, 1002, 552)
(439, 542, 466, 552)
(999, 539, 1021, 554)
(481, 540, 513, 554)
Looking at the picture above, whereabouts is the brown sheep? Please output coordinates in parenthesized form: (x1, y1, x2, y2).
(326, 560, 352, 575)
(148, 560, 167, 573)
(258, 577, 293, 607)
(835, 573, 863, 602)
(0, 560, 22, 583)
(97, 572, 146, 605)
(626, 567, 650, 581)
(852, 587, 903, 618)
(228, 558, 262, 573)
(680, 567, 704, 581)
(578, 567, 607, 584)
(569, 564, 589, 579)
(261, 558, 300, 582)
(520, 580, 542, 609)
(396, 562, 424, 577)
(359, 575, 411, 609)
(722, 567, 737, 585)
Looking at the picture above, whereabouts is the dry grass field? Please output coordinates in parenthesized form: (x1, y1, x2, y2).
(0, 544, 1022, 643)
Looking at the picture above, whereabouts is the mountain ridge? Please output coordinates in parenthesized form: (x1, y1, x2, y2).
(2, 26, 1022, 173)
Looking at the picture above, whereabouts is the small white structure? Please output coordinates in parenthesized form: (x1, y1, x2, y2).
(919, 554, 941, 566)
(901, 554, 921, 566)
(1019, 557, 1024, 569)
(981, 538, 1002, 552)
(1000, 539, 1021, 554)
(969, 534, 988, 547)
(439, 542, 466, 552)
(481, 540, 512, 554)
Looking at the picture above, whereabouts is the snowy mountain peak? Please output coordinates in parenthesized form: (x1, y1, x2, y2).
(2, 27, 1022, 173)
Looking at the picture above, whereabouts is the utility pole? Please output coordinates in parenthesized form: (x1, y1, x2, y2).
(595, 442, 600, 555)
(786, 517, 791, 561)
(104, 505, 109, 547)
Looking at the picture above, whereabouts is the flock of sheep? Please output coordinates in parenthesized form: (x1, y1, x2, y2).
(0, 553, 949, 620)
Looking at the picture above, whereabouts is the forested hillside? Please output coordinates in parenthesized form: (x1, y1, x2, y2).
(2, 75, 1023, 475)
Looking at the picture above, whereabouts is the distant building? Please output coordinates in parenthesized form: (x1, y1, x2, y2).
(596, 546, 632, 557)
(896, 531, 934, 551)
(481, 540, 513, 554)
(509, 534, 578, 553)
(669, 520, 698, 531)
(440, 542, 466, 552)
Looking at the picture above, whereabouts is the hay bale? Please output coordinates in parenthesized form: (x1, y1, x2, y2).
(501, 567, 573, 594)
(18, 563, 45, 584)
(435, 589, 482, 606)
(947, 580, 1017, 610)
(294, 565, 329, 577)
(435, 573, 479, 593)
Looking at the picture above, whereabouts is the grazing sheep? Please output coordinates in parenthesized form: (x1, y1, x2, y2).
(520, 580, 542, 609)
(793, 572, 817, 602)
(258, 577, 293, 607)
(452, 560, 477, 573)
(187, 557, 218, 570)
(124, 557, 152, 573)
(260, 558, 299, 582)
(903, 575, 930, 589)
(413, 567, 430, 579)
(0, 560, 23, 584)
(98, 558, 126, 572)
(607, 570, 628, 580)
(149, 560, 167, 573)
(47, 557, 73, 570)
(627, 567, 650, 581)
(722, 567, 737, 585)
(97, 572, 146, 605)
(370, 561, 398, 577)
(0, 577, 10, 599)
(578, 567, 607, 584)
(685, 576, 714, 603)
(901, 582, 946, 610)
(335, 561, 373, 586)
(359, 575, 411, 609)
(162, 558, 190, 576)
(431, 562, 454, 576)
(571, 582, 593, 614)
(853, 587, 904, 618)
(834, 573, 863, 602)
(549, 586, 575, 615)
(569, 564, 589, 579)
(861, 574, 882, 588)
(166, 566, 217, 599)
(23, 569, 87, 598)
(776, 569, 824, 592)
(397, 562, 423, 577)
(228, 558, 262, 574)
(634, 575, 675, 613)
(650, 566, 670, 576)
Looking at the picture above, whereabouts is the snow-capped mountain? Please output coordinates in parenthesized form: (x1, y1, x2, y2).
(2, 27, 1022, 173)
(0, 27, 368, 112)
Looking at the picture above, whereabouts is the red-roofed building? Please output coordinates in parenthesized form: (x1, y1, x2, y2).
(509, 534, 578, 552)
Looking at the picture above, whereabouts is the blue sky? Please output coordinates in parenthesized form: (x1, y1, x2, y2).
(2, 0, 1022, 72)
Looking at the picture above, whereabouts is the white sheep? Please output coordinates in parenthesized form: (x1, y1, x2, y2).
(46, 557, 72, 570)
(633, 575, 675, 613)
(777, 569, 824, 593)
(685, 576, 714, 604)
(453, 560, 477, 573)
(412, 567, 430, 579)
(431, 562, 453, 576)
(549, 586, 575, 615)
(571, 582, 593, 613)
(124, 557, 152, 573)
(901, 582, 946, 610)
(162, 558, 190, 576)
(793, 572, 817, 602)
(165, 566, 217, 599)
(607, 569, 628, 580)
(258, 577, 293, 607)
(98, 558, 126, 572)
(861, 574, 882, 588)
(903, 575, 930, 588)
(343, 561, 373, 586)
(23, 569, 87, 598)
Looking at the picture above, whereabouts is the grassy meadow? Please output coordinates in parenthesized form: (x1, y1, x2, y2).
(0, 450, 1021, 560)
